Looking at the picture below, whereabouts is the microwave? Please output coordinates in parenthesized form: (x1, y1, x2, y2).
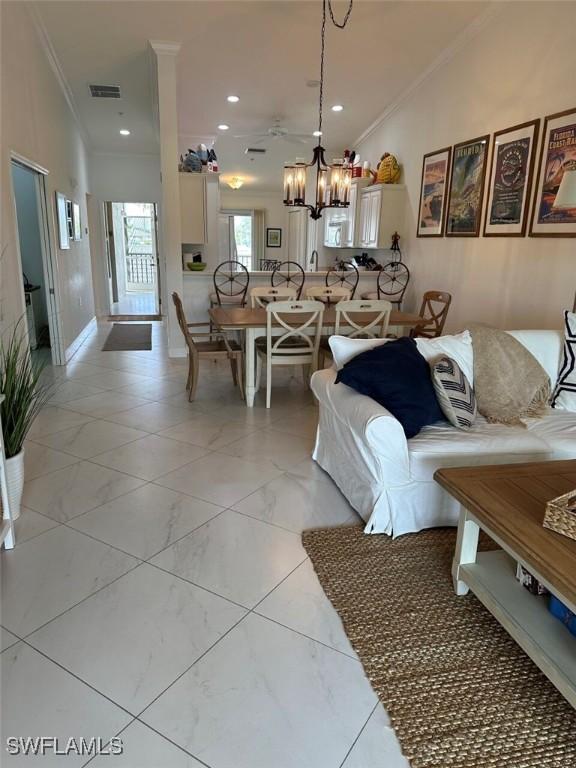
(325, 217, 348, 247)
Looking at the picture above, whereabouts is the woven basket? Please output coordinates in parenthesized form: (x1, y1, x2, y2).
(543, 488, 576, 541)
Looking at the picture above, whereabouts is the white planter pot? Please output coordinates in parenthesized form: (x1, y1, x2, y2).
(3, 449, 25, 521)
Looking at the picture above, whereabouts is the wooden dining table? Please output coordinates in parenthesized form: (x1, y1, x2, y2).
(209, 306, 425, 407)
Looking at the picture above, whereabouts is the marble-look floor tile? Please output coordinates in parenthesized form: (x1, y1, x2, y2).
(114, 377, 188, 401)
(159, 414, 258, 451)
(1, 626, 19, 652)
(1, 644, 131, 767)
(23, 461, 145, 522)
(14, 507, 59, 544)
(23, 441, 79, 480)
(109, 401, 197, 433)
(48, 380, 106, 405)
(1, 526, 138, 636)
(62, 392, 151, 418)
(151, 510, 305, 607)
(87, 721, 204, 767)
(156, 452, 283, 508)
(141, 613, 377, 768)
(79, 370, 157, 391)
(70, 484, 223, 560)
(269, 406, 319, 438)
(29, 564, 245, 714)
(27, 407, 95, 439)
(233, 465, 358, 533)
(256, 559, 356, 657)
(218, 428, 314, 472)
(33, 421, 149, 459)
(341, 705, 410, 768)
(92, 435, 208, 481)
(61, 361, 109, 381)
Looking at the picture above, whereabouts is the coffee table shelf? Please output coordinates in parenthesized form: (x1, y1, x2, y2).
(461, 549, 576, 708)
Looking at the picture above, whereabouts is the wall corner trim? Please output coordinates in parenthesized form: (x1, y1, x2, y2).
(149, 40, 182, 56)
(64, 316, 97, 363)
(354, 2, 504, 147)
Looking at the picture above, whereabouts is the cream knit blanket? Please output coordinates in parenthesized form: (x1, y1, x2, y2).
(470, 325, 551, 425)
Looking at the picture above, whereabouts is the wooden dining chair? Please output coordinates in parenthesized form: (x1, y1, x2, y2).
(319, 299, 392, 368)
(250, 286, 297, 308)
(271, 261, 306, 299)
(410, 290, 452, 338)
(255, 300, 324, 408)
(305, 286, 351, 304)
(172, 292, 244, 402)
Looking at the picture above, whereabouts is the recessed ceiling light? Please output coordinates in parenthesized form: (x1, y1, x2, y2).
(119, 129, 131, 136)
(331, 104, 344, 112)
(227, 95, 239, 103)
(313, 130, 322, 137)
(218, 124, 230, 131)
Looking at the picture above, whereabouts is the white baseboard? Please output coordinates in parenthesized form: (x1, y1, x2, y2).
(65, 316, 97, 362)
(169, 346, 187, 358)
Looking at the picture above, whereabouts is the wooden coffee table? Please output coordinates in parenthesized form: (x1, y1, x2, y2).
(435, 460, 576, 708)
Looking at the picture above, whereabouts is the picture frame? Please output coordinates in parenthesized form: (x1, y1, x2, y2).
(484, 119, 540, 237)
(529, 107, 576, 237)
(445, 135, 490, 237)
(73, 202, 82, 241)
(266, 227, 282, 248)
(55, 192, 70, 250)
(66, 200, 74, 240)
(416, 147, 452, 237)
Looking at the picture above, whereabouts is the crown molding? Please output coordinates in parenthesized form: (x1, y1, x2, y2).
(354, 2, 504, 147)
(149, 40, 182, 56)
(28, 3, 91, 149)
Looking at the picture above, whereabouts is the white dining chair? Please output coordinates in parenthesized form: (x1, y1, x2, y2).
(319, 299, 392, 368)
(304, 285, 351, 304)
(250, 285, 297, 308)
(256, 300, 325, 408)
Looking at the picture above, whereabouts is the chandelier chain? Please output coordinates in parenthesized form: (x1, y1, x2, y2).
(318, 0, 353, 136)
(327, 0, 353, 29)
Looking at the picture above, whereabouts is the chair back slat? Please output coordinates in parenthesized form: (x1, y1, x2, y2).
(213, 260, 249, 305)
(335, 299, 392, 338)
(326, 263, 359, 298)
(266, 300, 324, 356)
(250, 286, 297, 308)
(377, 262, 410, 307)
(412, 290, 452, 338)
(271, 261, 305, 299)
(305, 286, 351, 304)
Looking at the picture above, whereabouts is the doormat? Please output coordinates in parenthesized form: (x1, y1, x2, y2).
(302, 524, 576, 768)
(102, 323, 152, 351)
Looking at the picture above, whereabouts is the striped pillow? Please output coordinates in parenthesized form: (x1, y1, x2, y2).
(431, 356, 477, 430)
(552, 310, 576, 411)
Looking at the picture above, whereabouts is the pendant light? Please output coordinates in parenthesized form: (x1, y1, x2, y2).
(283, 0, 353, 220)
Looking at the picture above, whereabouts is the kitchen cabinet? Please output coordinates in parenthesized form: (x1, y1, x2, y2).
(358, 184, 406, 249)
(179, 173, 207, 244)
(323, 178, 371, 248)
(287, 208, 308, 266)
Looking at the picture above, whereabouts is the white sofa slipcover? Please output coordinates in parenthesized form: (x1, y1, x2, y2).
(311, 330, 576, 537)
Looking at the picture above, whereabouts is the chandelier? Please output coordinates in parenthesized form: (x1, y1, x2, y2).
(283, 0, 353, 220)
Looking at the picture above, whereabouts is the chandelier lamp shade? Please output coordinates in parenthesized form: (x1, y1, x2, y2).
(283, 0, 354, 220)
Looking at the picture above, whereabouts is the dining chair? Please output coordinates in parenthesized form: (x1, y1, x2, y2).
(410, 290, 452, 338)
(211, 260, 250, 307)
(362, 261, 410, 309)
(172, 292, 244, 402)
(325, 262, 359, 299)
(255, 300, 325, 408)
(319, 299, 392, 368)
(271, 261, 306, 299)
(305, 285, 351, 304)
(250, 285, 297, 308)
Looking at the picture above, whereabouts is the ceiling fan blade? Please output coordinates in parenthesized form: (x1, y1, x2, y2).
(283, 135, 311, 145)
(287, 133, 315, 140)
(232, 132, 268, 139)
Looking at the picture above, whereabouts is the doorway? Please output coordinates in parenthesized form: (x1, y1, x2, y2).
(219, 211, 254, 270)
(10, 160, 63, 366)
(105, 202, 160, 318)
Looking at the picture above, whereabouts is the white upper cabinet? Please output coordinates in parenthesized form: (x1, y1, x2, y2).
(323, 178, 372, 248)
(358, 184, 406, 249)
(179, 173, 207, 244)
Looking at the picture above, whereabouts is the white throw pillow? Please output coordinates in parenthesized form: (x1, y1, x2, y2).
(329, 330, 474, 384)
(552, 311, 576, 411)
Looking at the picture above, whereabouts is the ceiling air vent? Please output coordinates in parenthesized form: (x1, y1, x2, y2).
(89, 84, 122, 99)
(245, 147, 266, 155)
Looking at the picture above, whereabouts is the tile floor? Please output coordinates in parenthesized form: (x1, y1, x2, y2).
(1, 321, 409, 768)
(110, 291, 157, 316)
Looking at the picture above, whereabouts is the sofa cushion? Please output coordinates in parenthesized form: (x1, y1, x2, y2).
(430, 356, 477, 429)
(526, 408, 576, 459)
(335, 337, 444, 439)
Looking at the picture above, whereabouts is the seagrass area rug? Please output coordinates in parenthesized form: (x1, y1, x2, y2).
(302, 525, 576, 768)
(102, 323, 152, 351)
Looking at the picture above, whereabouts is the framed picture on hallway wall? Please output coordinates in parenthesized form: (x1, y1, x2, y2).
(530, 107, 576, 237)
(55, 192, 69, 250)
(445, 135, 490, 236)
(266, 228, 282, 247)
(416, 147, 451, 237)
(484, 119, 539, 237)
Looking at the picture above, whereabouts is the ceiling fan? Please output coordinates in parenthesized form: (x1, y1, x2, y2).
(233, 119, 311, 145)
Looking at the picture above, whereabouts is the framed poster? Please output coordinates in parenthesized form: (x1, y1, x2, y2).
(416, 147, 451, 237)
(445, 135, 490, 237)
(530, 107, 576, 237)
(266, 228, 282, 247)
(66, 200, 74, 240)
(55, 192, 69, 249)
(73, 202, 82, 240)
(484, 119, 539, 237)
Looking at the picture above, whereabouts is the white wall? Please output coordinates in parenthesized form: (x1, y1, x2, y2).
(356, 1, 576, 332)
(220, 189, 288, 264)
(89, 153, 161, 204)
(1, 2, 95, 355)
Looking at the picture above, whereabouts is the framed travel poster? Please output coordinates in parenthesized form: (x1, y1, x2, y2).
(530, 107, 576, 237)
(416, 147, 451, 237)
(445, 135, 490, 236)
(55, 192, 69, 249)
(484, 119, 539, 237)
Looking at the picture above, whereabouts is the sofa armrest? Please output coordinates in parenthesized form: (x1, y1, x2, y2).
(310, 369, 411, 485)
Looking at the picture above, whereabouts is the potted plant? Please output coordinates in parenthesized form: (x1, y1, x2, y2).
(1, 320, 50, 520)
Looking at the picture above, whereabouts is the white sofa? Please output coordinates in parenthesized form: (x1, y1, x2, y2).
(311, 330, 576, 537)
